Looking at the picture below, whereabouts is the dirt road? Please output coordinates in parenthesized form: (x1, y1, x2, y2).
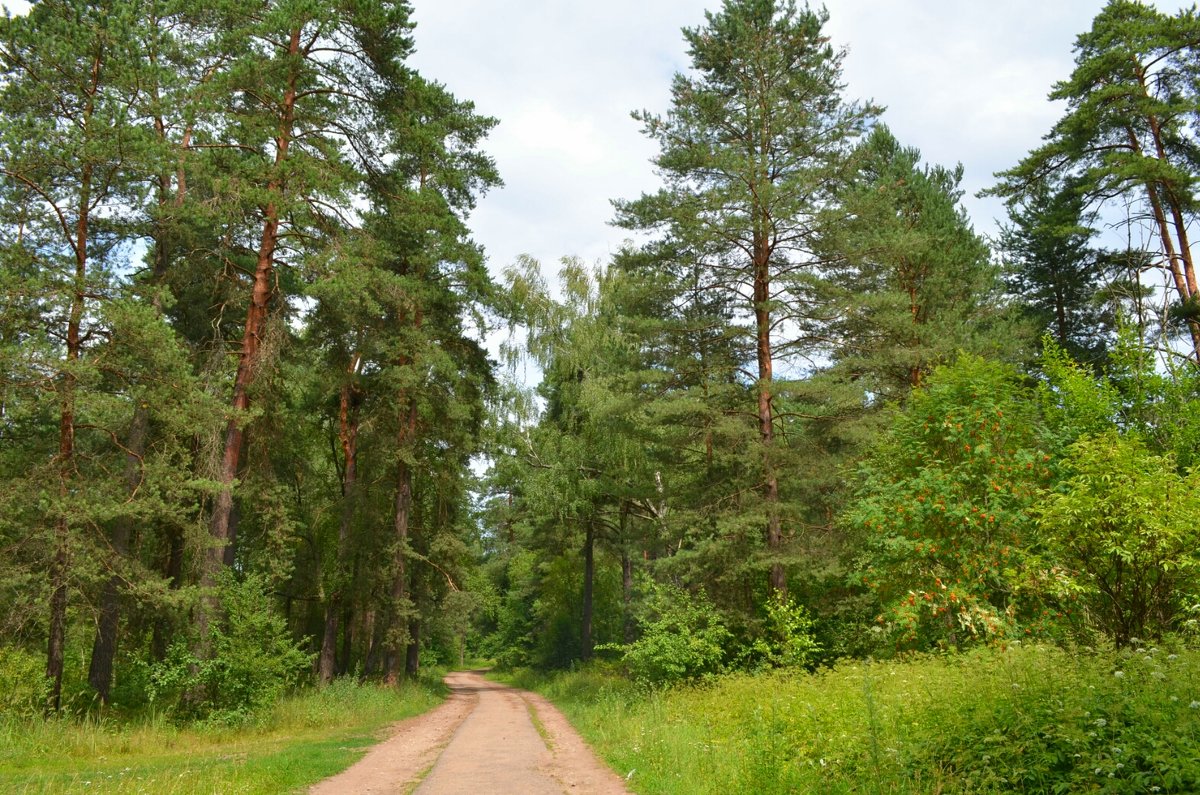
(310, 671, 632, 795)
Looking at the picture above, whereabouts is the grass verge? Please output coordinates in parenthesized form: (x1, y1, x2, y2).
(0, 675, 444, 794)
(507, 643, 1200, 794)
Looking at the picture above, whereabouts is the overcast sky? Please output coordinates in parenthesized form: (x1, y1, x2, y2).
(2, 0, 1180, 276)
(401, 0, 1182, 278)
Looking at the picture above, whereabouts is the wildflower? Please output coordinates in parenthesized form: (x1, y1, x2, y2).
(1094, 718, 1107, 727)
(1190, 701, 1200, 709)
(1113, 671, 1125, 679)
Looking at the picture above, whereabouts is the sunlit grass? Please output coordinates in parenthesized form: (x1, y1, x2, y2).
(0, 676, 444, 794)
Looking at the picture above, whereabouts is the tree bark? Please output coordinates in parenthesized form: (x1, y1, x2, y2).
(385, 396, 418, 684)
(405, 619, 420, 676)
(87, 408, 147, 702)
(753, 229, 786, 597)
(581, 522, 595, 660)
(1125, 125, 1200, 359)
(48, 54, 100, 705)
(203, 27, 302, 635)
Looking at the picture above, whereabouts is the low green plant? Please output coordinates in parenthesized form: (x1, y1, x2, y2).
(0, 645, 51, 719)
(1036, 432, 1200, 646)
(846, 355, 1066, 649)
(604, 581, 731, 686)
(144, 572, 313, 723)
(739, 594, 821, 670)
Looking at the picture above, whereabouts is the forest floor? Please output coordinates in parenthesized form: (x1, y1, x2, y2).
(309, 670, 631, 795)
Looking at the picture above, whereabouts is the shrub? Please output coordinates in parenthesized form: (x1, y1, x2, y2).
(0, 645, 51, 720)
(612, 582, 731, 685)
(739, 594, 822, 670)
(145, 572, 313, 723)
(1036, 432, 1200, 645)
(846, 355, 1064, 649)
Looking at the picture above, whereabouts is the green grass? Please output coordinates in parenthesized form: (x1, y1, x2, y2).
(510, 643, 1200, 794)
(0, 676, 444, 794)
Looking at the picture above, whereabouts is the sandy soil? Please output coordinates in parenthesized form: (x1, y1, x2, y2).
(309, 671, 631, 795)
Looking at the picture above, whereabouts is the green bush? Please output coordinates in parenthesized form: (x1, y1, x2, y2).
(0, 645, 51, 720)
(145, 573, 312, 723)
(610, 582, 731, 685)
(1036, 432, 1200, 646)
(753, 594, 822, 669)
(845, 355, 1065, 649)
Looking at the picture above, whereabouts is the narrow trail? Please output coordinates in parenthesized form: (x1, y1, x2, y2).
(310, 671, 631, 795)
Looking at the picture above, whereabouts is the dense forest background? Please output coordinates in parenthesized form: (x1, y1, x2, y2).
(2, 0, 1200, 722)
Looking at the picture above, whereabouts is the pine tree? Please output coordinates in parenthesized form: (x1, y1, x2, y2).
(990, 0, 1200, 360)
(615, 0, 879, 596)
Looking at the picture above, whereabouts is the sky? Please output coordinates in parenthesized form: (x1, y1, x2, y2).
(398, 0, 1181, 277)
(1, 0, 1179, 277)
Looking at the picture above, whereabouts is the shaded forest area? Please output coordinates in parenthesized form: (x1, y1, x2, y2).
(2, 0, 1200, 735)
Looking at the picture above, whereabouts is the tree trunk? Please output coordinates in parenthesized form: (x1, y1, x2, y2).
(88, 408, 147, 702)
(385, 397, 418, 685)
(581, 522, 595, 661)
(203, 27, 302, 635)
(48, 89, 99, 708)
(405, 619, 420, 676)
(319, 356, 361, 683)
(90, 137, 181, 701)
(1125, 125, 1200, 360)
(622, 548, 634, 644)
(753, 231, 786, 597)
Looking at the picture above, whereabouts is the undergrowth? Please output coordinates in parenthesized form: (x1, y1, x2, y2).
(511, 643, 1200, 794)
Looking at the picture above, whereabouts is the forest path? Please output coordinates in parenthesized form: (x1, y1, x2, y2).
(309, 670, 631, 795)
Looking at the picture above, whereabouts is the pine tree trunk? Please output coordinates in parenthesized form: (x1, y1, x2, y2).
(88, 408, 147, 702)
(48, 117, 97, 710)
(203, 27, 302, 636)
(1125, 126, 1200, 360)
(405, 619, 420, 676)
(620, 506, 634, 644)
(386, 398, 417, 685)
(753, 234, 786, 597)
(90, 149, 178, 701)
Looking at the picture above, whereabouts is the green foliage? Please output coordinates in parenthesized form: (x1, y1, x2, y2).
(0, 645, 51, 720)
(1039, 332, 1200, 469)
(757, 595, 821, 670)
(999, 183, 1119, 366)
(989, 0, 1200, 356)
(610, 582, 732, 686)
(821, 125, 1026, 396)
(145, 574, 312, 724)
(532, 644, 1200, 794)
(847, 355, 1064, 648)
(1036, 432, 1200, 645)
